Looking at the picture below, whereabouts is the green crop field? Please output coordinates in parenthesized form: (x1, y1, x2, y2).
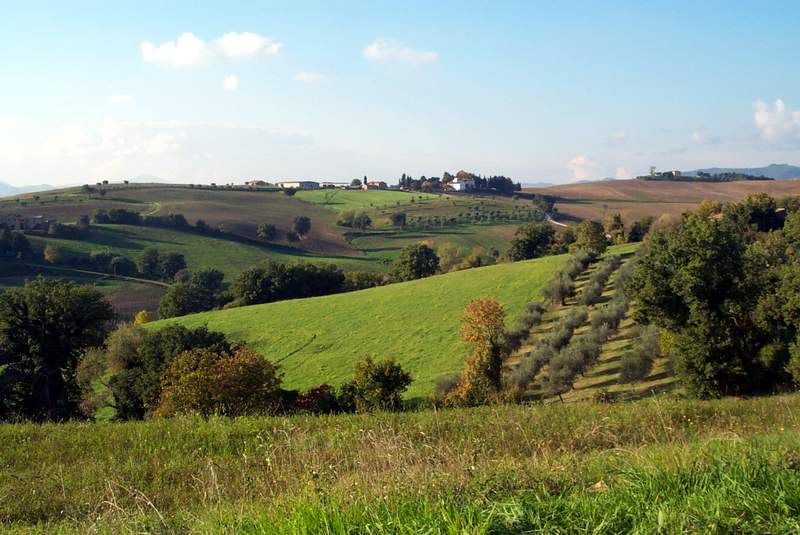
(153, 250, 579, 399)
(350, 223, 520, 262)
(295, 188, 442, 212)
(3, 394, 799, 533)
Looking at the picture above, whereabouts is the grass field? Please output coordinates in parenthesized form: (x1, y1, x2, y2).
(152, 250, 582, 399)
(527, 178, 800, 223)
(349, 223, 519, 262)
(3, 393, 799, 533)
(26, 224, 382, 280)
(295, 188, 442, 212)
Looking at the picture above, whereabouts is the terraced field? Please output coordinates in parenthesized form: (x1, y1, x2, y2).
(507, 242, 677, 402)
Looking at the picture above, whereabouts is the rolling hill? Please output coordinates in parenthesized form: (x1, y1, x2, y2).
(151, 250, 574, 399)
(686, 163, 800, 179)
(527, 178, 800, 223)
(0, 184, 543, 318)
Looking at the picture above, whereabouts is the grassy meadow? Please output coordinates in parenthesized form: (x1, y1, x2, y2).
(295, 188, 442, 212)
(26, 223, 381, 279)
(3, 394, 800, 533)
(152, 250, 578, 399)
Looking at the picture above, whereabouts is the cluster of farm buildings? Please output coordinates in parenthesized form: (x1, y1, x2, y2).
(244, 176, 477, 192)
(2, 214, 55, 233)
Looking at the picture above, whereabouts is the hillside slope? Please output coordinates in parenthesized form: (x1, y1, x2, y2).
(526, 178, 800, 222)
(153, 252, 577, 399)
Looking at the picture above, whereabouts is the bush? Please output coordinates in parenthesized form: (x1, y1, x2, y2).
(293, 216, 311, 237)
(508, 345, 554, 389)
(338, 355, 412, 412)
(344, 271, 390, 291)
(391, 243, 439, 281)
(155, 345, 283, 417)
(95, 325, 232, 420)
(618, 325, 661, 383)
(48, 222, 86, 240)
(542, 272, 575, 305)
(294, 384, 340, 413)
(257, 223, 278, 241)
(506, 222, 555, 261)
(593, 389, 619, 403)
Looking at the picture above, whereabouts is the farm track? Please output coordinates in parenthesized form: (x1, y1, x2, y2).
(18, 263, 170, 288)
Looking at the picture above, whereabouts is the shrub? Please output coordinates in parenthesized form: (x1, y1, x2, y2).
(133, 310, 152, 325)
(391, 243, 440, 281)
(155, 345, 283, 417)
(508, 345, 554, 389)
(618, 325, 661, 383)
(593, 389, 619, 403)
(338, 355, 412, 412)
(506, 222, 555, 261)
(257, 223, 278, 241)
(344, 271, 390, 291)
(293, 216, 311, 237)
(97, 325, 232, 420)
(294, 384, 340, 413)
(542, 272, 575, 305)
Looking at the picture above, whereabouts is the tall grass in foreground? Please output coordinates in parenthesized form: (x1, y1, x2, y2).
(2, 394, 800, 533)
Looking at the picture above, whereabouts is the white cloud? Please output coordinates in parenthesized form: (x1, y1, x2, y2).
(141, 32, 210, 66)
(609, 131, 627, 143)
(567, 154, 598, 180)
(143, 132, 180, 154)
(615, 167, 629, 179)
(223, 75, 240, 92)
(215, 32, 282, 58)
(141, 31, 282, 67)
(110, 95, 134, 105)
(0, 116, 323, 185)
(363, 38, 438, 64)
(754, 99, 800, 143)
(0, 116, 31, 127)
(294, 71, 333, 83)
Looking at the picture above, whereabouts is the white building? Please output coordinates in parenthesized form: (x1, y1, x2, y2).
(448, 177, 475, 191)
(276, 181, 320, 189)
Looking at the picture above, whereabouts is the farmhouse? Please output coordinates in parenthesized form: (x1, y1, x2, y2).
(3, 214, 55, 233)
(362, 181, 388, 190)
(448, 176, 475, 191)
(277, 181, 320, 189)
(245, 180, 267, 187)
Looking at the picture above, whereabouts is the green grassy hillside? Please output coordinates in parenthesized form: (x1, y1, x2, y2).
(153, 252, 574, 398)
(27, 224, 381, 279)
(295, 188, 441, 212)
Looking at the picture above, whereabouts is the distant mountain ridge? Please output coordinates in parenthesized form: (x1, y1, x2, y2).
(685, 164, 800, 180)
(0, 182, 54, 197)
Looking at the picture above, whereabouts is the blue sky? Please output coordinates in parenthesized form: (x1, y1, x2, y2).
(1, 0, 799, 185)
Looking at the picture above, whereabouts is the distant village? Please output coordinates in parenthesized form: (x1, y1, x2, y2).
(244, 173, 480, 192)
